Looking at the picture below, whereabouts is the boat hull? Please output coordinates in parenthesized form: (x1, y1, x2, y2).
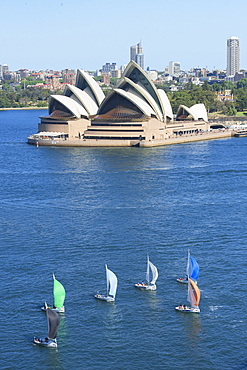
(94, 294, 115, 302)
(175, 306, 200, 313)
(176, 278, 188, 284)
(134, 283, 156, 291)
(33, 337, 57, 347)
(176, 278, 197, 285)
(234, 131, 247, 137)
(41, 305, 65, 313)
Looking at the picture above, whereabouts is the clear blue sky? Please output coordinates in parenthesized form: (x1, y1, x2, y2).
(1, 0, 247, 72)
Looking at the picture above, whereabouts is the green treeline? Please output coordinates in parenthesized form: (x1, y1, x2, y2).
(1, 78, 247, 115)
(164, 79, 247, 116)
(0, 79, 63, 108)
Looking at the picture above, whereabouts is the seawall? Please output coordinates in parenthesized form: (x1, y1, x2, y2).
(140, 130, 233, 147)
(28, 130, 234, 147)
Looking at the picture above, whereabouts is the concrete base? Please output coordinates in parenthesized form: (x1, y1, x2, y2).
(28, 130, 233, 148)
(139, 130, 233, 147)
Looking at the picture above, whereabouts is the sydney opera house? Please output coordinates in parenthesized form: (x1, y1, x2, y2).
(28, 61, 209, 147)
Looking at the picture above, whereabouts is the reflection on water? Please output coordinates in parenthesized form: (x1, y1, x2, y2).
(57, 315, 67, 343)
(45, 347, 62, 369)
(142, 291, 162, 311)
(100, 303, 124, 347)
(176, 313, 204, 362)
(103, 303, 123, 330)
(183, 314, 202, 341)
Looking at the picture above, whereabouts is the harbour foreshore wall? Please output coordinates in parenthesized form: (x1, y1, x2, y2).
(139, 130, 233, 147)
(29, 130, 234, 147)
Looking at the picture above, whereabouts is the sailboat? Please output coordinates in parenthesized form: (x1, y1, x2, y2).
(41, 274, 66, 313)
(134, 255, 158, 291)
(175, 278, 201, 313)
(177, 250, 199, 284)
(95, 264, 118, 302)
(34, 308, 60, 347)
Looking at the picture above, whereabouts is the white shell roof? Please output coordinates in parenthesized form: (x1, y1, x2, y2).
(64, 85, 99, 116)
(121, 61, 165, 118)
(176, 103, 208, 122)
(117, 77, 163, 121)
(190, 103, 208, 122)
(157, 89, 173, 120)
(49, 95, 88, 118)
(114, 89, 156, 117)
(77, 69, 105, 106)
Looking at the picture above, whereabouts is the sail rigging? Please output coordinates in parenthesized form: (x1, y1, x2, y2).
(149, 261, 158, 285)
(135, 255, 158, 291)
(47, 308, 60, 340)
(53, 274, 66, 308)
(186, 250, 199, 281)
(105, 264, 118, 298)
(188, 278, 201, 308)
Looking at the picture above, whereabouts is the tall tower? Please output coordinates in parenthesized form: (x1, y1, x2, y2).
(169, 61, 181, 76)
(226, 36, 240, 77)
(130, 42, 144, 69)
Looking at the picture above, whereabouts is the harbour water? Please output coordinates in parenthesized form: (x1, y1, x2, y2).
(0, 109, 246, 369)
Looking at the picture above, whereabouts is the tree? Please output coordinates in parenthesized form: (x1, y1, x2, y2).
(236, 78, 247, 89)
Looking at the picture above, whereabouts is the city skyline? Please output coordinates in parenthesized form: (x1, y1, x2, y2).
(1, 0, 247, 72)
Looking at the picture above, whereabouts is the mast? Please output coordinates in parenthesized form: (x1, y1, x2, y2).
(146, 254, 150, 284)
(105, 264, 109, 296)
(186, 249, 190, 278)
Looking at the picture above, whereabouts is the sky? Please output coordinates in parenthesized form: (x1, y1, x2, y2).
(1, 0, 247, 72)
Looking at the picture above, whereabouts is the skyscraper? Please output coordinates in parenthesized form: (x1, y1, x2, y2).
(168, 61, 181, 76)
(130, 42, 144, 69)
(226, 36, 240, 77)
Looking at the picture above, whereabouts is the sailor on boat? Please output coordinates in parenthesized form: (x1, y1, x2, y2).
(175, 278, 201, 313)
(135, 255, 158, 291)
(33, 308, 60, 347)
(177, 250, 199, 284)
(94, 265, 118, 302)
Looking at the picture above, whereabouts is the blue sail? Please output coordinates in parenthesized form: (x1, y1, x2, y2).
(189, 255, 199, 281)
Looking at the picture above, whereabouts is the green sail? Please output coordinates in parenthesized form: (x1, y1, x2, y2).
(53, 278, 66, 308)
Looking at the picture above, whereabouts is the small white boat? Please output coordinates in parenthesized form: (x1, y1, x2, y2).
(234, 130, 247, 137)
(177, 249, 199, 284)
(34, 308, 60, 347)
(41, 274, 66, 313)
(175, 278, 201, 313)
(95, 264, 118, 302)
(135, 255, 158, 291)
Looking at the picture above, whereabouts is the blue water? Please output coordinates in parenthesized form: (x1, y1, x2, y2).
(0, 109, 247, 369)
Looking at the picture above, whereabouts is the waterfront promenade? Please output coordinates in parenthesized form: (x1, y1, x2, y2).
(28, 129, 233, 147)
(139, 129, 233, 147)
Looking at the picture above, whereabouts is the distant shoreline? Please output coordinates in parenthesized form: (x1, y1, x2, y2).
(0, 107, 48, 111)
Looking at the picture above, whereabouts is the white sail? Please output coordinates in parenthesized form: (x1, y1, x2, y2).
(106, 265, 118, 299)
(149, 260, 158, 285)
(186, 249, 190, 277)
(146, 255, 150, 283)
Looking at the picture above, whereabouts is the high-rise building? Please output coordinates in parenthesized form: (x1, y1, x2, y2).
(130, 42, 144, 69)
(169, 61, 180, 76)
(2, 63, 9, 75)
(226, 36, 240, 77)
(102, 62, 117, 73)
